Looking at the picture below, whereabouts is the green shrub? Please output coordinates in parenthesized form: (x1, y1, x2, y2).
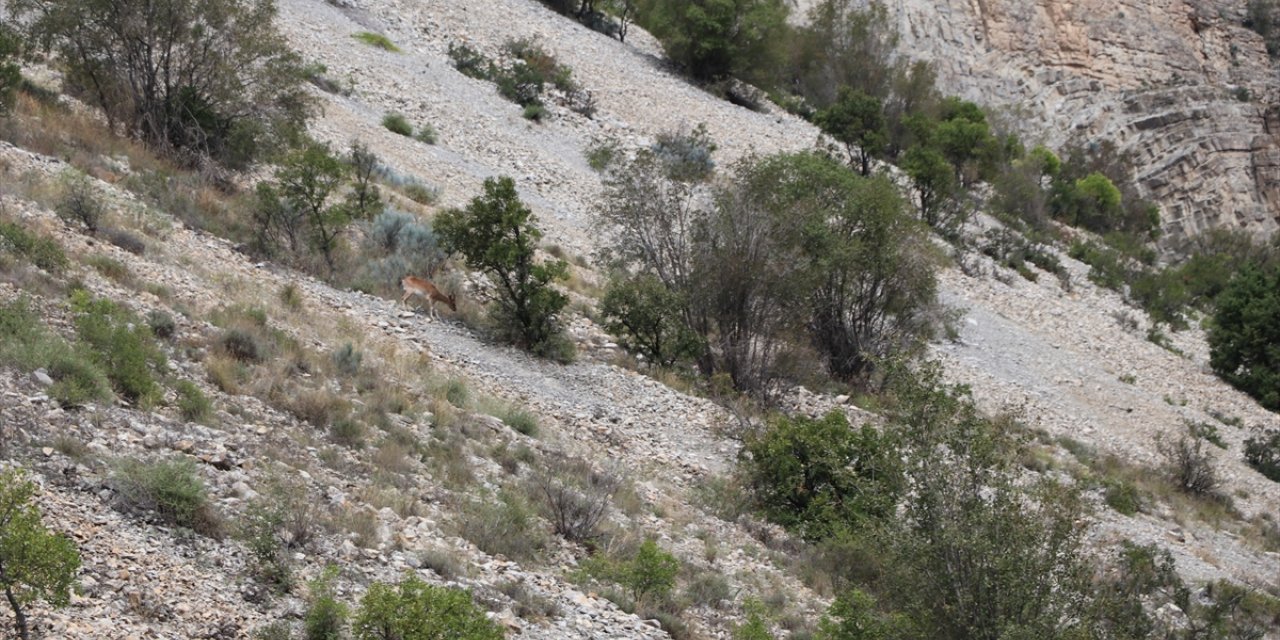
(1103, 479, 1141, 516)
(353, 575, 502, 640)
(818, 589, 907, 640)
(600, 273, 702, 367)
(220, 328, 264, 363)
(304, 567, 348, 640)
(1158, 427, 1220, 497)
(70, 292, 166, 407)
(623, 539, 679, 604)
(503, 407, 539, 436)
(381, 113, 413, 136)
(447, 43, 493, 80)
(146, 309, 177, 340)
(742, 410, 903, 540)
(0, 299, 111, 407)
(636, 0, 790, 83)
(1244, 428, 1280, 482)
(436, 177, 570, 356)
(0, 468, 82, 640)
(175, 380, 212, 423)
(0, 218, 68, 272)
(1209, 263, 1280, 410)
(522, 103, 547, 121)
(103, 226, 146, 255)
(353, 32, 399, 52)
(13, 0, 313, 167)
(111, 457, 221, 535)
(415, 124, 438, 145)
(0, 23, 19, 116)
(585, 139, 620, 172)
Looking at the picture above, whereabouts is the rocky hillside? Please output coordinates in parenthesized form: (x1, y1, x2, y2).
(870, 0, 1280, 244)
(2, 0, 1280, 639)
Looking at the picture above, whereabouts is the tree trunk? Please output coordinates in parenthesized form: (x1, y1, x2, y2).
(5, 585, 29, 640)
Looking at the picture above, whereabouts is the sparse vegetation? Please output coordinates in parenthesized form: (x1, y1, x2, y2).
(304, 567, 348, 640)
(381, 113, 413, 137)
(1244, 427, 1280, 482)
(533, 455, 621, 543)
(459, 489, 546, 561)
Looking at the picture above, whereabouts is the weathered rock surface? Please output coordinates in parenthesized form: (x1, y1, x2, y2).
(868, 0, 1280, 244)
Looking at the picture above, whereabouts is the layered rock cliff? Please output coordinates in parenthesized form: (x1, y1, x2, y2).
(873, 0, 1280, 245)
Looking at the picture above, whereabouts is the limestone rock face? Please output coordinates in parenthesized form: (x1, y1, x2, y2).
(873, 0, 1280, 243)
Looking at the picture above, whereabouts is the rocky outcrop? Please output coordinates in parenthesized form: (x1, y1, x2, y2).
(876, 0, 1280, 244)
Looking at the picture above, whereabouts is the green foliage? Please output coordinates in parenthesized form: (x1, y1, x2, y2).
(637, 0, 790, 83)
(0, 218, 67, 273)
(1051, 142, 1160, 238)
(447, 43, 494, 80)
(0, 299, 110, 407)
(435, 176, 571, 357)
(415, 124, 438, 145)
(242, 499, 293, 592)
(585, 139, 621, 172)
(0, 469, 81, 640)
(742, 411, 902, 540)
(817, 590, 908, 640)
(381, 113, 413, 137)
(1244, 427, 1280, 482)
(254, 141, 351, 272)
(0, 23, 20, 116)
(600, 273, 702, 367)
(175, 380, 212, 423)
(352, 31, 399, 52)
(590, 539, 682, 605)
(12, 0, 313, 166)
(304, 567, 348, 640)
(900, 145, 956, 230)
(732, 600, 775, 640)
(787, 0, 900, 108)
(353, 575, 503, 640)
(345, 141, 383, 221)
(146, 309, 177, 340)
(816, 88, 886, 176)
(1208, 263, 1280, 410)
(110, 456, 220, 535)
(502, 408, 539, 437)
(70, 291, 167, 407)
(522, 103, 547, 121)
(872, 365, 1097, 640)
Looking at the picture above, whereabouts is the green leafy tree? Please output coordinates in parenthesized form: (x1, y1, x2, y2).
(901, 145, 957, 230)
(742, 411, 902, 540)
(353, 575, 502, 640)
(436, 177, 570, 356)
(256, 142, 351, 272)
(0, 23, 21, 116)
(11, 0, 313, 167)
(638, 0, 790, 83)
(345, 141, 383, 221)
(877, 365, 1096, 640)
(1209, 263, 1280, 411)
(600, 273, 702, 367)
(0, 469, 81, 640)
(817, 88, 886, 176)
(789, 0, 898, 107)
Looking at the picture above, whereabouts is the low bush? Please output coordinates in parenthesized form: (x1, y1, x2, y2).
(110, 456, 222, 536)
(353, 32, 399, 52)
(448, 43, 494, 80)
(502, 407, 539, 436)
(1244, 428, 1280, 482)
(0, 299, 111, 407)
(415, 124, 438, 145)
(146, 309, 176, 340)
(175, 380, 212, 423)
(103, 226, 146, 255)
(353, 575, 502, 640)
(332, 343, 362, 377)
(381, 113, 413, 137)
(219, 328, 265, 363)
(0, 218, 68, 272)
(70, 292, 166, 407)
